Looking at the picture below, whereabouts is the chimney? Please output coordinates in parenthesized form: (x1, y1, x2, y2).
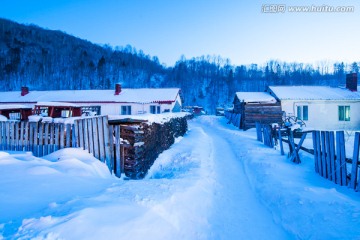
(21, 86, 29, 96)
(115, 83, 122, 95)
(346, 73, 358, 92)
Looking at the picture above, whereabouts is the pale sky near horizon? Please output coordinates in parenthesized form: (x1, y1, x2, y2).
(1, 0, 359, 67)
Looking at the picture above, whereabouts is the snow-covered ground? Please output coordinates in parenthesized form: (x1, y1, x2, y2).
(1, 116, 360, 239)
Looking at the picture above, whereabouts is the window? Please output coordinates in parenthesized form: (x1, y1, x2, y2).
(121, 106, 131, 115)
(61, 110, 71, 118)
(150, 105, 161, 114)
(296, 105, 308, 121)
(9, 112, 21, 120)
(339, 106, 350, 121)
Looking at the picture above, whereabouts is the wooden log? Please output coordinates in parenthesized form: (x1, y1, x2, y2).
(60, 123, 65, 149)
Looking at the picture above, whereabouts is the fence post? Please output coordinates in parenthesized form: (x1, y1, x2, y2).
(278, 128, 284, 155)
(43, 123, 49, 156)
(336, 131, 347, 186)
(329, 132, 336, 183)
(325, 132, 331, 180)
(350, 132, 360, 190)
(255, 122, 263, 142)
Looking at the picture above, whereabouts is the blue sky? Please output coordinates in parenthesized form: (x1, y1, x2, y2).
(1, 0, 359, 66)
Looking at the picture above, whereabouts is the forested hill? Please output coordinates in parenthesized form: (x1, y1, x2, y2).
(1, 18, 358, 113)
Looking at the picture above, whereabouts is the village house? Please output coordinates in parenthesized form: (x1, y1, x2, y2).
(267, 73, 360, 130)
(0, 84, 182, 117)
(231, 92, 283, 130)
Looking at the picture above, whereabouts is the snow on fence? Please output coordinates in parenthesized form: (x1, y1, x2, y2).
(0, 116, 121, 177)
(255, 122, 360, 192)
(224, 110, 241, 128)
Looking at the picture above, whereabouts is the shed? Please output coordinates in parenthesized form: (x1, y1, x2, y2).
(233, 92, 283, 130)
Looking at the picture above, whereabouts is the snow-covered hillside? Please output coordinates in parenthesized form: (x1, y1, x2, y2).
(1, 116, 360, 239)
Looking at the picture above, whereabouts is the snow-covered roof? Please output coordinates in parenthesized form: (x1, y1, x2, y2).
(235, 92, 276, 103)
(0, 88, 181, 104)
(0, 104, 32, 110)
(269, 86, 360, 100)
(35, 102, 81, 107)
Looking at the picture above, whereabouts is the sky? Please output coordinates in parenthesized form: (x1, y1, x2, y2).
(0, 0, 359, 66)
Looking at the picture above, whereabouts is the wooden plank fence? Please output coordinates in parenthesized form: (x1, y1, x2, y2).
(254, 123, 360, 192)
(224, 111, 241, 128)
(255, 123, 273, 147)
(0, 116, 122, 177)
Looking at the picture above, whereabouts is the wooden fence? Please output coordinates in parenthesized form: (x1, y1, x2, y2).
(224, 111, 241, 128)
(0, 116, 121, 177)
(312, 131, 360, 190)
(255, 123, 274, 147)
(254, 123, 360, 191)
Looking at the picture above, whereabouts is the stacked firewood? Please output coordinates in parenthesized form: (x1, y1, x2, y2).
(122, 116, 188, 179)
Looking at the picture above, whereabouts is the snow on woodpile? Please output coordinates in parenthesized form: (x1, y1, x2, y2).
(108, 112, 190, 124)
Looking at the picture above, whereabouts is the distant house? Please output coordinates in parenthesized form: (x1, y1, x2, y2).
(232, 92, 283, 130)
(0, 104, 32, 120)
(267, 73, 360, 130)
(33, 102, 82, 118)
(0, 84, 182, 116)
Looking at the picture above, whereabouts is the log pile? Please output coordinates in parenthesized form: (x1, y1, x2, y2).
(121, 116, 188, 179)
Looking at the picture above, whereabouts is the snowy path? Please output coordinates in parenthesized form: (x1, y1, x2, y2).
(195, 118, 291, 239)
(1, 116, 360, 239)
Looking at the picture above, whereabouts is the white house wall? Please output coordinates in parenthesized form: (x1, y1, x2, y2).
(281, 100, 360, 130)
(81, 102, 177, 115)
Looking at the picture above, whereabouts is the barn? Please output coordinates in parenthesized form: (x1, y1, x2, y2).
(267, 74, 360, 130)
(0, 84, 182, 116)
(232, 92, 283, 130)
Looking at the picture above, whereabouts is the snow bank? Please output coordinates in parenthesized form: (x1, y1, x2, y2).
(1, 116, 360, 239)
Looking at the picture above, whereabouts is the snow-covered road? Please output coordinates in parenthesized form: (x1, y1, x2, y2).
(193, 118, 291, 239)
(1, 116, 360, 239)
